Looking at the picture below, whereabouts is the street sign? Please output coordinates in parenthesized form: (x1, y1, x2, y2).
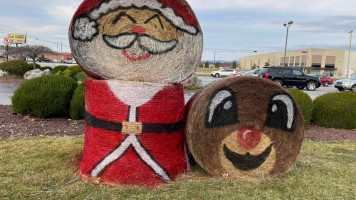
(4, 37, 12, 46)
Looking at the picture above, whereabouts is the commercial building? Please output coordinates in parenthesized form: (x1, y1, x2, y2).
(239, 48, 356, 77)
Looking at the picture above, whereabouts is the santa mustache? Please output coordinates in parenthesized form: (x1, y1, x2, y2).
(103, 33, 177, 55)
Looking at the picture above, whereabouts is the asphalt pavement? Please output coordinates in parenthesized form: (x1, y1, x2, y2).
(0, 84, 18, 105)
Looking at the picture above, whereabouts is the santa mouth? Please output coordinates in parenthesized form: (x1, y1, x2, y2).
(223, 144, 273, 171)
(122, 50, 151, 61)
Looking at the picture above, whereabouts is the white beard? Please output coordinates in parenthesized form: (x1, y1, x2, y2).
(70, 32, 203, 84)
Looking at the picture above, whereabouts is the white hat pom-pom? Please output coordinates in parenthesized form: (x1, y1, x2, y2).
(72, 16, 98, 41)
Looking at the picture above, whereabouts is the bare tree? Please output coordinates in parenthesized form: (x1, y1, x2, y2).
(8, 45, 55, 68)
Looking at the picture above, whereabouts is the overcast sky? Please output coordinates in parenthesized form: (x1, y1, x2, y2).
(1, 0, 356, 61)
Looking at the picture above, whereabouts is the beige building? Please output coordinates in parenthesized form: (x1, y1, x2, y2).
(239, 48, 356, 77)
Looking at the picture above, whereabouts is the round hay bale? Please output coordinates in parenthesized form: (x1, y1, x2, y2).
(69, 0, 203, 84)
(81, 79, 188, 186)
(186, 77, 304, 180)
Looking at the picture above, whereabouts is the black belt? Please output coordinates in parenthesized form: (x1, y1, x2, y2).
(86, 112, 184, 134)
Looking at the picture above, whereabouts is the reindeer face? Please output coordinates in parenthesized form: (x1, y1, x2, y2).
(186, 77, 304, 180)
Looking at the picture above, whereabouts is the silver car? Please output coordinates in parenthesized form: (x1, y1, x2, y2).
(241, 69, 260, 76)
(334, 75, 356, 92)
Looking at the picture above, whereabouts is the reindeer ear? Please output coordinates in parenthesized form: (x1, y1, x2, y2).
(71, 16, 98, 41)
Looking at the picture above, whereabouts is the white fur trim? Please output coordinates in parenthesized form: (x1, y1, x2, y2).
(89, 0, 198, 35)
(72, 16, 98, 41)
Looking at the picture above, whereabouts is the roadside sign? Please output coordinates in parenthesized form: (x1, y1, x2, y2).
(8, 34, 26, 44)
(4, 37, 12, 46)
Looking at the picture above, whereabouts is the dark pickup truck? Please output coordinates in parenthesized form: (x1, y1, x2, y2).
(259, 66, 321, 91)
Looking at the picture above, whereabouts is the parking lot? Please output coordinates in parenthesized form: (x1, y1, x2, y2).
(184, 76, 340, 103)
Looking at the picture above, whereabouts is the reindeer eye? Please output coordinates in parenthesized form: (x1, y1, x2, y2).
(205, 88, 238, 128)
(265, 93, 296, 132)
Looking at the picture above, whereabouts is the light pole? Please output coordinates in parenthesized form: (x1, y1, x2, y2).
(283, 21, 293, 67)
(347, 30, 353, 78)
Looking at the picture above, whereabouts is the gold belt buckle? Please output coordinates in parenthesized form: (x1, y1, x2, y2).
(122, 122, 143, 135)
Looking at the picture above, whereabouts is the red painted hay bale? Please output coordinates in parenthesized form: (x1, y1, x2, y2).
(81, 79, 188, 186)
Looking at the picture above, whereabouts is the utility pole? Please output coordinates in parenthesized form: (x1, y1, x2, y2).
(283, 21, 293, 67)
(57, 42, 59, 62)
(347, 30, 353, 78)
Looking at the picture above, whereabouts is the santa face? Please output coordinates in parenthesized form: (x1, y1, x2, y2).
(186, 77, 304, 180)
(69, 0, 203, 83)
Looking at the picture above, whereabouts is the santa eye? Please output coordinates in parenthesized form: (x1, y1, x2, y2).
(205, 88, 238, 128)
(112, 12, 137, 24)
(144, 14, 164, 29)
(265, 93, 296, 132)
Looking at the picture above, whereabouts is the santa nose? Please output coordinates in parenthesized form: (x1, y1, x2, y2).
(131, 26, 146, 34)
(237, 127, 261, 150)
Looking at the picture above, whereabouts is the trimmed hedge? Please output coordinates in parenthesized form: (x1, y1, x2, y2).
(0, 60, 33, 76)
(39, 66, 52, 71)
(12, 75, 77, 118)
(74, 71, 89, 82)
(313, 92, 356, 129)
(70, 84, 85, 120)
(51, 65, 68, 74)
(28, 63, 41, 69)
(288, 89, 313, 125)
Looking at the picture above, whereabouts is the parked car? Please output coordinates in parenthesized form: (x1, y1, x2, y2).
(229, 71, 246, 77)
(39, 58, 53, 63)
(210, 68, 236, 77)
(241, 69, 260, 76)
(308, 74, 334, 87)
(63, 60, 74, 64)
(259, 66, 321, 91)
(26, 57, 39, 62)
(334, 75, 356, 92)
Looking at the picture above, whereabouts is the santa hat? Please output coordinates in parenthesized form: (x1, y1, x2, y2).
(71, 0, 201, 41)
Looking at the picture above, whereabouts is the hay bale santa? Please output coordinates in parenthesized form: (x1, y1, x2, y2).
(186, 77, 304, 180)
(69, 0, 203, 186)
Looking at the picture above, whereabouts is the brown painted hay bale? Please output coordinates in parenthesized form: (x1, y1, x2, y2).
(69, 0, 203, 84)
(186, 77, 304, 180)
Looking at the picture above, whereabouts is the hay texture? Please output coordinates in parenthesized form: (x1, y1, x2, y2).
(69, 0, 203, 84)
(186, 77, 304, 180)
(81, 79, 188, 186)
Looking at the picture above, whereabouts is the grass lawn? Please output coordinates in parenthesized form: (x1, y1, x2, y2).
(1, 136, 355, 199)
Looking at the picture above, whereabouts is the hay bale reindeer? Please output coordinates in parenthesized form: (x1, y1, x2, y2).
(69, 0, 202, 185)
(186, 77, 304, 180)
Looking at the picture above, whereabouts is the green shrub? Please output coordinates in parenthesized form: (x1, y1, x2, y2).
(0, 60, 33, 76)
(39, 66, 52, 71)
(288, 89, 313, 125)
(51, 65, 68, 74)
(12, 75, 77, 118)
(62, 69, 72, 77)
(60, 65, 82, 78)
(70, 84, 85, 120)
(313, 92, 356, 129)
(67, 65, 82, 75)
(74, 71, 89, 82)
(28, 63, 40, 69)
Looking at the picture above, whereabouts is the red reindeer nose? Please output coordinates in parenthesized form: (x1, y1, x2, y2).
(131, 26, 146, 34)
(237, 127, 261, 150)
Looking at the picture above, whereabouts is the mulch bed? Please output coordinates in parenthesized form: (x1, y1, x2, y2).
(0, 105, 84, 138)
(0, 104, 355, 140)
